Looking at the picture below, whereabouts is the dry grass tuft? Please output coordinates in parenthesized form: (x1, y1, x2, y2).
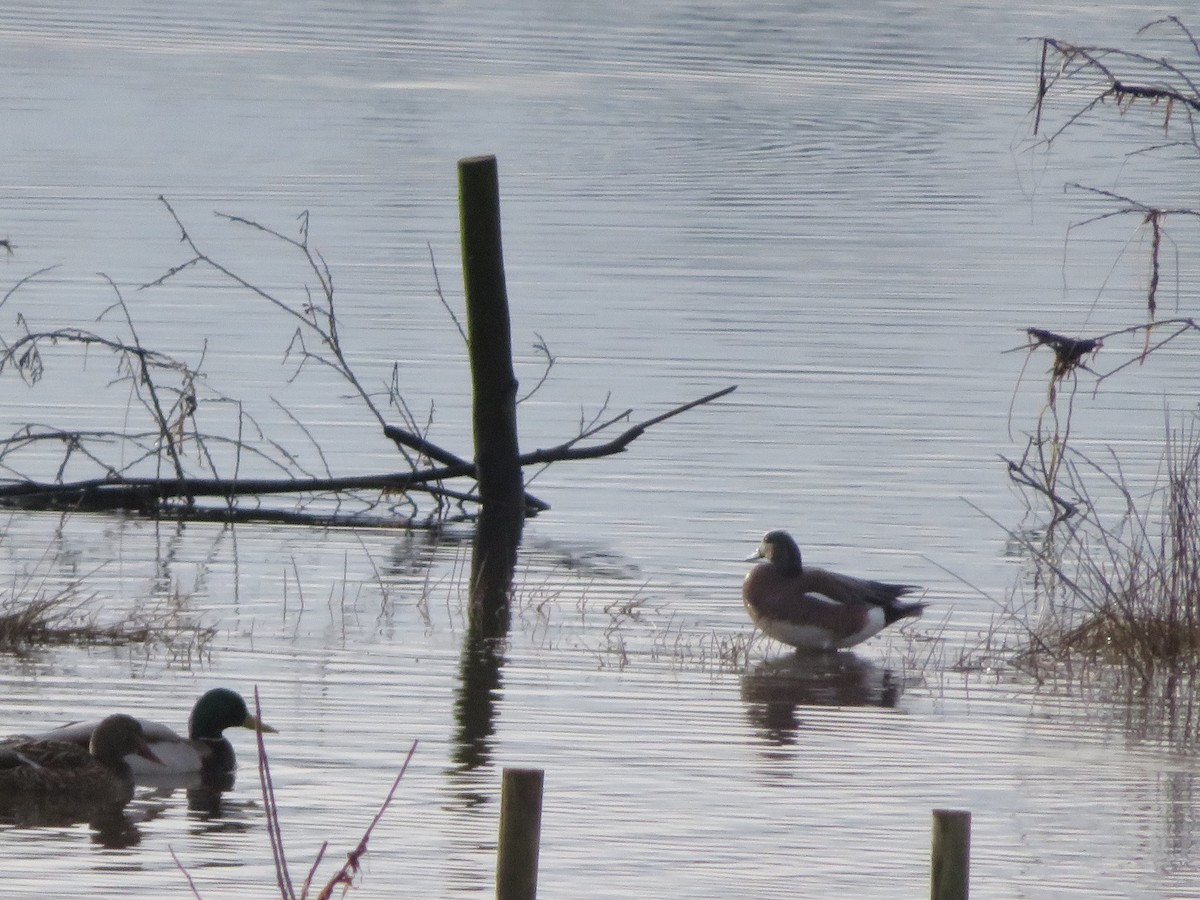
(1001, 418, 1200, 737)
(0, 583, 96, 649)
(0, 575, 212, 658)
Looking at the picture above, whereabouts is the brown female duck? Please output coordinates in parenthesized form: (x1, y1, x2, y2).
(743, 530, 925, 651)
(0, 713, 163, 806)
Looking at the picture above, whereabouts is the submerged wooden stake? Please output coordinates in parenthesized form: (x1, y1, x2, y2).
(496, 767, 544, 900)
(459, 154, 524, 625)
(931, 808, 970, 900)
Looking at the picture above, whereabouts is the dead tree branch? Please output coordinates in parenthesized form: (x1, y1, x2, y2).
(0, 203, 736, 526)
(1034, 18, 1200, 148)
(0, 387, 734, 518)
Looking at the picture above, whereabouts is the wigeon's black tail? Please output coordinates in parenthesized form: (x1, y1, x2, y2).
(884, 599, 927, 625)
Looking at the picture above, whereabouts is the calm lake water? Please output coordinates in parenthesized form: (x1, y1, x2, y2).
(2, 1, 1200, 897)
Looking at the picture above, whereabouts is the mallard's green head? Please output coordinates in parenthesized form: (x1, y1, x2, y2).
(188, 688, 278, 742)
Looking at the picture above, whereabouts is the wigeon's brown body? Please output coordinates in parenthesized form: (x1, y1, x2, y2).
(743, 530, 925, 651)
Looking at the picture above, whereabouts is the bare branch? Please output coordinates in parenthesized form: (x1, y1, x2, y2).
(520, 385, 737, 464)
(0, 386, 736, 521)
(428, 243, 467, 344)
(0, 201, 736, 527)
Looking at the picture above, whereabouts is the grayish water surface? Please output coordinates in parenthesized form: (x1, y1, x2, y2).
(2, 1, 1200, 897)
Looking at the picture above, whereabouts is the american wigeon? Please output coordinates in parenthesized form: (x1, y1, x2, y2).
(743, 530, 925, 651)
(28, 688, 277, 777)
(0, 714, 163, 804)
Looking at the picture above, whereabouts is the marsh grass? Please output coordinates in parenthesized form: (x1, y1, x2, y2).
(506, 560, 762, 673)
(0, 580, 98, 649)
(0, 564, 213, 657)
(875, 608, 959, 688)
(1006, 16, 1200, 737)
(999, 419, 1200, 740)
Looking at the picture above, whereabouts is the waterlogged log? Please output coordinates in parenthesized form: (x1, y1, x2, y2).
(459, 154, 524, 623)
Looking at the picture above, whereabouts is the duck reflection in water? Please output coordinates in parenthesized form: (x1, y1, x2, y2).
(1, 758, 245, 842)
(136, 767, 242, 823)
(740, 652, 902, 746)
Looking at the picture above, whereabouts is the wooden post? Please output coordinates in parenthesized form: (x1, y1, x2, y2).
(496, 767, 543, 900)
(459, 155, 524, 625)
(931, 809, 970, 900)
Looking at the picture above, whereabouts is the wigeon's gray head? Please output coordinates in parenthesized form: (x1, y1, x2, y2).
(748, 530, 803, 575)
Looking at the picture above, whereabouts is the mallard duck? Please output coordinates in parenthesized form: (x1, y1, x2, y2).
(29, 688, 277, 776)
(0, 713, 163, 805)
(743, 530, 925, 651)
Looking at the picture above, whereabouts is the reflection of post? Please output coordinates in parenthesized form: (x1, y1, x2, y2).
(443, 619, 508, 893)
(459, 154, 524, 627)
(497, 768, 543, 900)
(451, 622, 505, 774)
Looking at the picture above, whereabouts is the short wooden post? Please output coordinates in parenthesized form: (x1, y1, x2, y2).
(458, 154, 525, 625)
(931, 808, 970, 900)
(496, 767, 544, 900)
